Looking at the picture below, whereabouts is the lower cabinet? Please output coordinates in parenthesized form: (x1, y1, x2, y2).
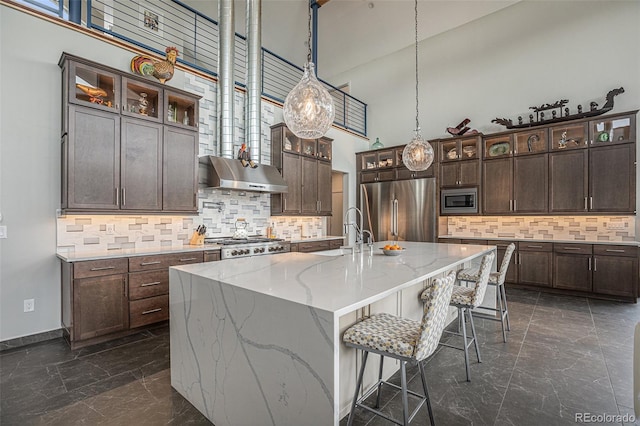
(517, 242, 553, 288)
(289, 238, 344, 253)
(553, 244, 593, 292)
(62, 251, 208, 349)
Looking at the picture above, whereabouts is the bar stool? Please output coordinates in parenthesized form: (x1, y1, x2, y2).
(343, 271, 456, 426)
(439, 252, 494, 382)
(458, 243, 515, 343)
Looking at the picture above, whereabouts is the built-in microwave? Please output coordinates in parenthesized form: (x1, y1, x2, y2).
(441, 187, 478, 214)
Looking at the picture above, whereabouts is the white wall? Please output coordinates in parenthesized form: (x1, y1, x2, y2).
(0, 5, 367, 341)
(333, 1, 640, 145)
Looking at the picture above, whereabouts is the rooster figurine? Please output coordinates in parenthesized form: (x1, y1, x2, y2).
(130, 46, 179, 84)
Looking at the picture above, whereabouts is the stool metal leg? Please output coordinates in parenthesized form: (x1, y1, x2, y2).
(501, 284, 511, 331)
(460, 307, 471, 382)
(496, 284, 507, 343)
(375, 355, 384, 408)
(400, 360, 409, 426)
(418, 361, 435, 426)
(467, 308, 482, 364)
(347, 351, 369, 426)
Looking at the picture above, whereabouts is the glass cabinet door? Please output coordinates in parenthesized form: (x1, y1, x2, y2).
(484, 134, 512, 159)
(361, 152, 377, 170)
(283, 128, 301, 153)
(440, 140, 459, 162)
(377, 149, 395, 168)
(590, 115, 635, 145)
(317, 138, 332, 161)
(69, 62, 119, 112)
(122, 77, 162, 122)
(165, 91, 198, 128)
(459, 137, 479, 160)
(301, 139, 317, 157)
(550, 123, 587, 150)
(514, 129, 548, 155)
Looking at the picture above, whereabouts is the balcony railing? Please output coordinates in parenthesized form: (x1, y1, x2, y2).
(79, 0, 367, 136)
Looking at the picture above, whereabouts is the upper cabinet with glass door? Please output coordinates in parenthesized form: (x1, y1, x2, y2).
(67, 60, 120, 113)
(513, 129, 548, 155)
(317, 137, 332, 162)
(122, 77, 162, 123)
(483, 134, 512, 159)
(550, 122, 587, 150)
(164, 89, 198, 129)
(441, 136, 480, 162)
(589, 113, 636, 146)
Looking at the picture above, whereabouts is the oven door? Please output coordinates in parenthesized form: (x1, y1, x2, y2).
(441, 187, 478, 214)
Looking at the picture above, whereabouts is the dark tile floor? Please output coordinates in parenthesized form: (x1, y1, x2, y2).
(1, 288, 638, 425)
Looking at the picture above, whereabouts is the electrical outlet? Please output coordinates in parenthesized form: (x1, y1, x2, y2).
(106, 224, 115, 235)
(0, 226, 7, 239)
(24, 299, 34, 313)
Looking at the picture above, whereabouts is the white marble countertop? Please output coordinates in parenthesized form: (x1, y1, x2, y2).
(171, 241, 494, 316)
(438, 235, 639, 246)
(56, 244, 221, 262)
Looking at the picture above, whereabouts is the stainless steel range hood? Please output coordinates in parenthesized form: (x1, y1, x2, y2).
(198, 156, 288, 194)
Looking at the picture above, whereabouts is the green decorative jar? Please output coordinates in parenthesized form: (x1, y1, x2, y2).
(371, 137, 384, 149)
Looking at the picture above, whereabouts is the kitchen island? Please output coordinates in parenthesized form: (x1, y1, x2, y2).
(169, 241, 495, 426)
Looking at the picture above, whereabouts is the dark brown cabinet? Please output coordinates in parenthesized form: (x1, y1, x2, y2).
(271, 123, 332, 216)
(163, 126, 198, 211)
(550, 149, 588, 212)
(62, 251, 207, 349)
(482, 157, 512, 214)
(589, 144, 635, 213)
(60, 53, 200, 214)
(438, 136, 480, 189)
(289, 238, 343, 253)
(592, 245, 638, 299)
(516, 242, 552, 288)
(553, 244, 593, 292)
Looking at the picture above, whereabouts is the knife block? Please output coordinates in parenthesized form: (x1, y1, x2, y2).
(190, 232, 205, 245)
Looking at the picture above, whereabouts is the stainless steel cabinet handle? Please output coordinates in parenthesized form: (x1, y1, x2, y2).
(605, 249, 625, 253)
(115, 187, 119, 205)
(590, 196, 593, 210)
(584, 197, 588, 210)
(514, 199, 517, 211)
(142, 308, 162, 315)
(140, 261, 162, 266)
(509, 200, 513, 212)
(593, 258, 597, 271)
(90, 266, 115, 271)
(140, 281, 161, 287)
(527, 245, 543, 248)
(179, 258, 198, 262)
(563, 247, 582, 250)
(588, 258, 592, 270)
(122, 187, 126, 206)
(284, 198, 287, 211)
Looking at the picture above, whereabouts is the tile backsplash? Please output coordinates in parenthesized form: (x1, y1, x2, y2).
(57, 189, 325, 252)
(446, 216, 636, 242)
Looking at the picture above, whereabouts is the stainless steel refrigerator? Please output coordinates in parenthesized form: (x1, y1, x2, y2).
(360, 178, 436, 242)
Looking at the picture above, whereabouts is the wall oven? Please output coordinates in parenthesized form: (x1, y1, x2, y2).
(441, 187, 478, 214)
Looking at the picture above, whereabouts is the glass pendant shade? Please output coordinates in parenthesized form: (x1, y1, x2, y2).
(283, 62, 335, 139)
(402, 132, 434, 171)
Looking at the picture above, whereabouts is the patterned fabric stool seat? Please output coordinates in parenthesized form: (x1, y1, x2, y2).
(343, 271, 456, 426)
(439, 252, 495, 382)
(457, 243, 515, 343)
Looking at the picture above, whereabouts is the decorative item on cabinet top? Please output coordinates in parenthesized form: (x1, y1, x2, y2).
(492, 87, 625, 129)
(130, 46, 178, 84)
(446, 118, 479, 137)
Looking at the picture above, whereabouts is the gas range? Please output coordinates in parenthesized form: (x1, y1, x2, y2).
(204, 237, 290, 259)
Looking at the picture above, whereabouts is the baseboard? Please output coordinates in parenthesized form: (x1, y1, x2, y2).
(0, 328, 63, 352)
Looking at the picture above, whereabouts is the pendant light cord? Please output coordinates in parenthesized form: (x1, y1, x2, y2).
(414, 0, 420, 133)
(307, 1, 312, 64)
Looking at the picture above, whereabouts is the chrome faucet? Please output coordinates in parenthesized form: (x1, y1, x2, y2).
(343, 207, 372, 253)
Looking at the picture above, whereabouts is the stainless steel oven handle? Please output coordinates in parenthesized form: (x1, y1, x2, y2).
(392, 199, 399, 236)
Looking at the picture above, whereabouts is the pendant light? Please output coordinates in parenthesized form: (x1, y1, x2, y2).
(402, 0, 434, 172)
(283, 2, 335, 139)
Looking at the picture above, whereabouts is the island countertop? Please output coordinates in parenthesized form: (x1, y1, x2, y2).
(171, 241, 494, 316)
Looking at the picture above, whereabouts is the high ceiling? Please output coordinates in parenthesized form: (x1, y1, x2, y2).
(186, 1, 519, 80)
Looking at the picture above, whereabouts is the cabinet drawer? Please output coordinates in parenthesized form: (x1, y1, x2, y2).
(130, 295, 169, 328)
(129, 252, 203, 272)
(553, 243, 593, 255)
(298, 241, 331, 252)
(593, 245, 637, 257)
(74, 258, 128, 279)
(518, 242, 553, 252)
(203, 250, 221, 262)
(129, 270, 168, 300)
(460, 239, 488, 245)
(329, 239, 344, 249)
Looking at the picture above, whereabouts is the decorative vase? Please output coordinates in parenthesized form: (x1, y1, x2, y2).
(371, 137, 384, 149)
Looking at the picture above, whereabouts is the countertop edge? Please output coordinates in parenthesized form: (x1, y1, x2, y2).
(438, 235, 639, 247)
